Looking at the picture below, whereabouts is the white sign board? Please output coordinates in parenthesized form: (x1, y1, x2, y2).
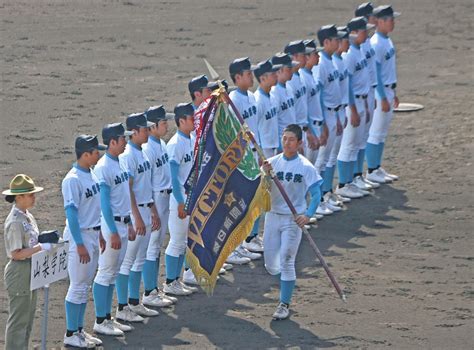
(30, 243, 69, 291)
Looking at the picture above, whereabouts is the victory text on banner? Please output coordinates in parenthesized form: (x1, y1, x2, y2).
(30, 243, 69, 291)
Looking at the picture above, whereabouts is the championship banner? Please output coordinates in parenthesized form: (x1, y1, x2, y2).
(185, 96, 270, 293)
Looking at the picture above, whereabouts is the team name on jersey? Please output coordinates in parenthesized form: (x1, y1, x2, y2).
(276, 171, 303, 183)
(365, 48, 375, 60)
(355, 58, 368, 72)
(338, 69, 348, 82)
(137, 160, 151, 174)
(264, 106, 278, 120)
(183, 152, 193, 163)
(242, 105, 257, 120)
(155, 153, 169, 168)
(293, 86, 307, 100)
(328, 70, 339, 83)
(85, 183, 100, 199)
(281, 97, 295, 111)
(384, 48, 395, 61)
(114, 171, 130, 185)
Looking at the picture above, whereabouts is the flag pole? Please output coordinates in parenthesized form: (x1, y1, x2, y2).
(220, 85, 347, 302)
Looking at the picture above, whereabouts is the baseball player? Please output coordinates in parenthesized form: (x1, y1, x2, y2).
(261, 124, 322, 320)
(353, 2, 381, 190)
(92, 123, 135, 337)
(314, 25, 346, 215)
(62, 135, 106, 348)
(189, 75, 212, 110)
(227, 57, 263, 261)
(366, 5, 401, 183)
(163, 103, 199, 294)
(141, 105, 177, 307)
(336, 17, 375, 199)
(115, 113, 160, 321)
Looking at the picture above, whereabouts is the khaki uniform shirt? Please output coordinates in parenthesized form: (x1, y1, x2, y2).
(4, 205, 39, 259)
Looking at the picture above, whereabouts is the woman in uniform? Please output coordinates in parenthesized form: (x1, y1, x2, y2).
(3, 174, 52, 350)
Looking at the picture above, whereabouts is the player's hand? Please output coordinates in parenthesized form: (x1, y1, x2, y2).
(128, 224, 136, 241)
(178, 203, 187, 219)
(307, 132, 317, 150)
(99, 233, 106, 253)
(110, 233, 121, 250)
(350, 109, 360, 127)
(344, 116, 348, 128)
(320, 125, 329, 146)
(261, 160, 273, 175)
(381, 98, 390, 113)
(336, 119, 343, 136)
(295, 215, 310, 228)
(77, 244, 91, 264)
(134, 215, 146, 236)
(151, 207, 161, 231)
(393, 95, 399, 108)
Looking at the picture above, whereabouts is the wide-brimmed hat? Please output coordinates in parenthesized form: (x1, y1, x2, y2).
(2, 174, 44, 196)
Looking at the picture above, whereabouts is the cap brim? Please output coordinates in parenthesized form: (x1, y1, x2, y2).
(96, 144, 107, 151)
(122, 130, 134, 136)
(291, 60, 299, 67)
(366, 23, 376, 30)
(335, 31, 347, 39)
(393, 11, 401, 17)
(3, 186, 44, 196)
(146, 121, 155, 127)
(271, 64, 283, 71)
(165, 113, 175, 120)
(304, 47, 316, 54)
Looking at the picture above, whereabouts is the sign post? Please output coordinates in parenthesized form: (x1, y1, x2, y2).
(30, 243, 69, 350)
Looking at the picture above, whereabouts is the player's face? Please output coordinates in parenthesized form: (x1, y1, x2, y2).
(339, 38, 349, 52)
(133, 127, 149, 144)
(87, 149, 101, 166)
(324, 38, 339, 54)
(305, 52, 317, 67)
(180, 115, 195, 133)
(378, 17, 395, 32)
(282, 131, 302, 156)
(293, 53, 306, 68)
(201, 87, 212, 100)
(367, 15, 376, 26)
(111, 135, 127, 154)
(357, 29, 368, 43)
(156, 120, 168, 136)
(237, 70, 254, 89)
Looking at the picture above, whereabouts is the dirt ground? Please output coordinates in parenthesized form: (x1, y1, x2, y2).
(1, 0, 473, 349)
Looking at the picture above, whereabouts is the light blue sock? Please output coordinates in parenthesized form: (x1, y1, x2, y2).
(143, 259, 156, 292)
(351, 161, 357, 180)
(92, 282, 108, 318)
(184, 256, 190, 270)
(366, 142, 378, 169)
(176, 254, 185, 279)
(165, 253, 179, 281)
(377, 142, 385, 167)
(106, 284, 115, 315)
(128, 270, 141, 300)
(115, 273, 129, 305)
(155, 253, 160, 288)
(357, 149, 365, 175)
(319, 169, 325, 180)
(280, 279, 296, 305)
(322, 166, 335, 193)
(65, 300, 81, 332)
(337, 160, 351, 185)
(78, 303, 87, 328)
(247, 217, 260, 239)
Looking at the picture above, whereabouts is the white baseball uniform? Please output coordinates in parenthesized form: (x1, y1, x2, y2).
(286, 72, 308, 128)
(255, 86, 279, 158)
(361, 37, 377, 147)
(229, 88, 258, 136)
(271, 82, 296, 139)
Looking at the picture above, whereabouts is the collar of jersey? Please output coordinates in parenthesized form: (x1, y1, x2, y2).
(106, 152, 119, 161)
(321, 51, 332, 60)
(283, 153, 298, 161)
(350, 43, 361, 50)
(236, 88, 248, 96)
(149, 135, 161, 144)
(258, 87, 270, 97)
(333, 53, 342, 60)
(178, 130, 190, 139)
(74, 163, 90, 173)
(376, 31, 389, 39)
(277, 82, 286, 88)
(128, 140, 142, 151)
(302, 67, 312, 75)
(294, 71, 300, 77)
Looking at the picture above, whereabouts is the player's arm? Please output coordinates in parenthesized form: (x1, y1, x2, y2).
(99, 183, 121, 249)
(129, 177, 146, 236)
(170, 160, 186, 219)
(375, 62, 390, 113)
(347, 74, 360, 127)
(295, 181, 322, 228)
(318, 82, 329, 146)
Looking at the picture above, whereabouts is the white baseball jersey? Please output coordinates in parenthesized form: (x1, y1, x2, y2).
(362, 37, 377, 86)
(62, 164, 101, 240)
(300, 67, 323, 123)
(167, 131, 195, 186)
(143, 135, 172, 192)
(333, 53, 349, 106)
(271, 82, 296, 137)
(255, 87, 279, 149)
(93, 153, 131, 217)
(286, 72, 308, 127)
(345, 44, 371, 96)
(229, 88, 258, 136)
(119, 141, 152, 205)
(371, 32, 397, 85)
(315, 51, 341, 108)
(268, 154, 322, 215)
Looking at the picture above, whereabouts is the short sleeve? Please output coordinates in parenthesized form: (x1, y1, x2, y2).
(304, 162, 323, 191)
(120, 152, 137, 178)
(62, 176, 81, 209)
(372, 39, 384, 64)
(94, 164, 110, 186)
(345, 52, 355, 75)
(5, 221, 25, 253)
(167, 140, 183, 164)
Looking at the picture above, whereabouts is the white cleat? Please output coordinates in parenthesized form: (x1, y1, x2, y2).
(308, 217, 318, 224)
(272, 302, 290, 320)
(236, 245, 262, 260)
(325, 192, 343, 207)
(222, 262, 233, 271)
(111, 318, 133, 332)
(242, 239, 264, 253)
(178, 279, 198, 293)
(353, 175, 373, 190)
(142, 289, 174, 307)
(226, 251, 251, 265)
(316, 202, 333, 215)
(219, 267, 226, 275)
(128, 303, 159, 317)
(116, 305, 144, 323)
(183, 269, 199, 286)
(347, 183, 370, 196)
(163, 280, 192, 296)
(366, 169, 390, 184)
(325, 200, 342, 212)
(93, 320, 123, 336)
(335, 184, 363, 199)
(379, 167, 398, 180)
(81, 329, 103, 345)
(362, 176, 380, 189)
(64, 332, 95, 349)
(156, 288, 178, 304)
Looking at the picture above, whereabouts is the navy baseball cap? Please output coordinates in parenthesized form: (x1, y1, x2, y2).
(126, 112, 154, 130)
(271, 53, 298, 68)
(229, 57, 257, 75)
(337, 26, 350, 39)
(188, 75, 209, 95)
(102, 123, 133, 144)
(174, 103, 194, 118)
(373, 5, 401, 18)
(207, 79, 229, 92)
(303, 39, 323, 52)
(348, 16, 375, 32)
(284, 40, 314, 55)
(75, 134, 106, 153)
(145, 105, 174, 124)
(355, 2, 374, 17)
(253, 60, 282, 79)
(317, 25, 347, 45)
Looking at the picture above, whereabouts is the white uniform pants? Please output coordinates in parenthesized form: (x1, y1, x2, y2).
(361, 87, 376, 149)
(66, 229, 100, 304)
(146, 191, 170, 260)
(165, 192, 189, 258)
(94, 219, 129, 287)
(368, 88, 395, 145)
(305, 121, 323, 165)
(315, 110, 338, 173)
(338, 98, 367, 162)
(119, 205, 152, 275)
(262, 148, 277, 159)
(263, 212, 302, 281)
